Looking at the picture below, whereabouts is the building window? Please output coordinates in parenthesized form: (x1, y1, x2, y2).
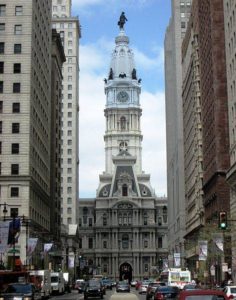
(15, 6, 23, 16)
(12, 123, 20, 133)
(0, 5, 6, 16)
(0, 62, 4, 73)
(0, 42, 4, 53)
(103, 215, 107, 226)
(13, 83, 21, 93)
(79, 218, 82, 227)
(89, 218, 92, 226)
(122, 184, 128, 196)
(11, 187, 19, 197)
(103, 241, 107, 249)
(12, 143, 19, 154)
(122, 234, 129, 249)
(11, 164, 19, 175)
(13, 63, 21, 73)
(143, 213, 148, 225)
(88, 238, 93, 249)
(10, 208, 18, 217)
(0, 81, 3, 93)
(67, 207, 72, 214)
(67, 197, 72, 204)
(14, 25, 22, 35)
(67, 218, 72, 224)
(0, 101, 2, 113)
(144, 240, 148, 248)
(0, 142, 1, 154)
(0, 121, 2, 133)
(0, 23, 5, 33)
(12, 103, 20, 113)
(14, 44, 21, 54)
(158, 237, 163, 248)
(158, 217, 162, 226)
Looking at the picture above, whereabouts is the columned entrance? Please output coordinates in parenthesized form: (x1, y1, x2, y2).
(119, 262, 132, 283)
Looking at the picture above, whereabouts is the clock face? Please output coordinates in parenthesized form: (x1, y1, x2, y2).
(117, 91, 129, 102)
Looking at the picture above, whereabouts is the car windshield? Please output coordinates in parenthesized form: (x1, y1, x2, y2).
(51, 276, 59, 283)
(185, 296, 225, 300)
(5, 284, 32, 294)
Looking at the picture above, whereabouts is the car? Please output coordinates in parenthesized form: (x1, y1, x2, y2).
(116, 281, 130, 293)
(0, 283, 41, 300)
(101, 278, 112, 290)
(135, 281, 142, 290)
(146, 282, 163, 299)
(84, 280, 103, 300)
(75, 279, 85, 293)
(131, 280, 137, 287)
(178, 289, 229, 300)
(154, 286, 179, 300)
(139, 281, 150, 294)
(223, 285, 236, 299)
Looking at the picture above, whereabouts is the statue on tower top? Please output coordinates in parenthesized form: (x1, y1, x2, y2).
(118, 12, 128, 30)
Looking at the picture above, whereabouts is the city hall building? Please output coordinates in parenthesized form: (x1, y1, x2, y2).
(78, 16, 168, 281)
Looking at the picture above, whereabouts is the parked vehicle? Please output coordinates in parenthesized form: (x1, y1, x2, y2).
(154, 286, 179, 300)
(0, 283, 41, 300)
(135, 280, 142, 290)
(84, 280, 103, 299)
(50, 271, 64, 294)
(178, 289, 229, 300)
(29, 270, 51, 298)
(75, 279, 85, 293)
(130, 280, 137, 287)
(63, 272, 71, 293)
(223, 285, 236, 299)
(139, 281, 150, 294)
(116, 281, 130, 293)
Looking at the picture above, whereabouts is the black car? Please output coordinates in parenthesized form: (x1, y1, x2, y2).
(154, 286, 179, 299)
(84, 280, 103, 300)
(0, 283, 41, 300)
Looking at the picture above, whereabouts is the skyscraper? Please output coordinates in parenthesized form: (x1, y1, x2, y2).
(52, 0, 80, 227)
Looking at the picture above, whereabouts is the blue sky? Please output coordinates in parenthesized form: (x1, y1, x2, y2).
(73, 0, 171, 198)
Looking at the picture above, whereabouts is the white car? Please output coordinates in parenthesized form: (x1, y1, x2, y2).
(223, 285, 236, 299)
(130, 280, 137, 287)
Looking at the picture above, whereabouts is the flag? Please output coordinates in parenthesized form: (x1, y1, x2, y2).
(68, 255, 74, 268)
(199, 240, 208, 260)
(44, 243, 53, 253)
(0, 220, 10, 252)
(174, 253, 180, 267)
(7, 218, 21, 245)
(27, 238, 38, 256)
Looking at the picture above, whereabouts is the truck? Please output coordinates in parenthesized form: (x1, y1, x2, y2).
(50, 271, 65, 294)
(63, 272, 71, 293)
(29, 270, 51, 298)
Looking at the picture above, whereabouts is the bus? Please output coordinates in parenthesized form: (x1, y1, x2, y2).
(159, 268, 191, 289)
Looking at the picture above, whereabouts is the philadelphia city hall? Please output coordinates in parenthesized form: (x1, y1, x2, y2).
(78, 14, 168, 281)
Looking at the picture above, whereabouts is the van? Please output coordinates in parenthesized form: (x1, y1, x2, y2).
(29, 270, 51, 298)
(50, 271, 64, 294)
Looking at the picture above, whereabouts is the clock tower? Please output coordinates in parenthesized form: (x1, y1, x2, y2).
(104, 22, 143, 175)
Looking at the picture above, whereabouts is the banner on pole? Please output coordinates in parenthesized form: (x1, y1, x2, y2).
(68, 255, 74, 268)
(0, 220, 10, 253)
(44, 243, 53, 253)
(174, 253, 180, 267)
(199, 240, 208, 260)
(27, 238, 38, 256)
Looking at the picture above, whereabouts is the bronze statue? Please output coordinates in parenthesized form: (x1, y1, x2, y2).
(118, 12, 127, 29)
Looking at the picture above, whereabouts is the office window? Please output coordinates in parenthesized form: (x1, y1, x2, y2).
(12, 123, 20, 133)
(68, 23, 72, 28)
(0, 101, 2, 113)
(68, 49, 72, 55)
(0, 5, 6, 16)
(12, 103, 20, 113)
(0, 42, 4, 53)
(61, 6, 66, 11)
(10, 208, 19, 217)
(68, 121, 72, 127)
(88, 238, 93, 249)
(14, 44, 21, 54)
(103, 241, 107, 249)
(0, 121, 2, 133)
(67, 197, 72, 204)
(89, 218, 92, 226)
(52, 6, 57, 11)
(14, 25, 22, 35)
(60, 23, 64, 29)
(67, 207, 72, 214)
(67, 168, 72, 173)
(68, 32, 72, 37)
(68, 94, 72, 99)
(0, 24, 5, 32)
(0, 141, 1, 154)
(68, 41, 72, 47)
(0, 81, 3, 93)
(12, 143, 19, 154)
(11, 164, 19, 175)
(144, 240, 148, 248)
(67, 187, 72, 193)
(0, 62, 4, 73)
(158, 237, 163, 248)
(67, 149, 72, 155)
(67, 158, 72, 164)
(15, 6, 23, 16)
(67, 218, 72, 224)
(11, 187, 19, 197)
(68, 112, 72, 117)
(13, 63, 21, 73)
(68, 76, 72, 81)
(13, 83, 21, 93)
(68, 84, 72, 90)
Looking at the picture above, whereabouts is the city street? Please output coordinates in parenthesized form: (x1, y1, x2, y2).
(51, 288, 146, 300)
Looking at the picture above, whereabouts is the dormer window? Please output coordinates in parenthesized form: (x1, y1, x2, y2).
(122, 184, 128, 196)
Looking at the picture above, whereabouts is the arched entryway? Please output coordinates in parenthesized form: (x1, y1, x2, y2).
(119, 262, 132, 283)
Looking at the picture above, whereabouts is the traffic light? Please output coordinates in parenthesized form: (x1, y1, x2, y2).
(219, 211, 227, 230)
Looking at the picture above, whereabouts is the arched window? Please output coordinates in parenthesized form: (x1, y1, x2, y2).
(120, 117, 126, 130)
(122, 184, 128, 196)
(122, 234, 129, 249)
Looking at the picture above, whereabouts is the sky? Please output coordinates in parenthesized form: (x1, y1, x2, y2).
(72, 0, 172, 198)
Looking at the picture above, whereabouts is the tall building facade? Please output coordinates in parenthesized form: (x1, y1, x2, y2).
(78, 17, 168, 281)
(0, 0, 62, 268)
(164, 0, 192, 266)
(52, 0, 80, 227)
(224, 0, 236, 283)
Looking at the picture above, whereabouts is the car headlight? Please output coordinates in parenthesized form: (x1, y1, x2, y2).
(0, 297, 4, 300)
(24, 297, 32, 300)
